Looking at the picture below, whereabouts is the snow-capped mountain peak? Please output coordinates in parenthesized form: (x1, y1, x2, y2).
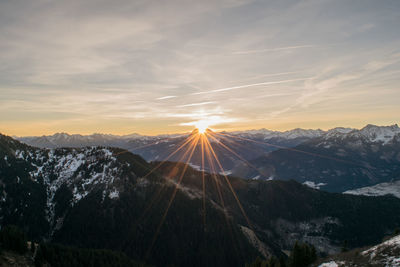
(358, 124, 400, 144)
(230, 128, 325, 140)
(322, 124, 400, 144)
(280, 128, 324, 139)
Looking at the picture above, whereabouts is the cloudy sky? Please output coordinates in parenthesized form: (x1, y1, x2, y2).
(0, 0, 399, 136)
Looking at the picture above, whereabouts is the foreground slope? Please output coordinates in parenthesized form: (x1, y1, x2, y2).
(317, 234, 400, 267)
(0, 133, 259, 266)
(1, 133, 400, 266)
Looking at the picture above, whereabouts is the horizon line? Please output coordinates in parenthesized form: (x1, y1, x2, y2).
(6, 123, 399, 138)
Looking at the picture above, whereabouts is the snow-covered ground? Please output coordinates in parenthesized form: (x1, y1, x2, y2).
(361, 234, 400, 266)
(15, 147, 130, 231)
(303, 181, 327, 190)
(318, 261, 340, 267)
(318, 234, 400, 267)
(344, 180, 400, 199)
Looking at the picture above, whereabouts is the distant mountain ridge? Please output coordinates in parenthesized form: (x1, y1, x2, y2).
(17, 124, 400, 148)
(17, 132, 185, 149)
(233, 124, 400, 192)
(17, 126, 336, 173)
(230, 124, 400, 144)
(16, 124, 400, 194)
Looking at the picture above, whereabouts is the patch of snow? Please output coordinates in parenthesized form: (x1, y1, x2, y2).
(15, 150, 25, 159)
(360, 234, 400, 266)
(344, 180, 400, 199)
(108, 189, 120, 199)
(385, 256, 400, 267)
(303, 181, 327, 189)
(220, 170, 232, 176)
(318, 261, 339, 267)
(72, 188, 89, 202)
(362, 235, 400, 257)
(240, 225, 270, 258)
(189, 163, 201, 171)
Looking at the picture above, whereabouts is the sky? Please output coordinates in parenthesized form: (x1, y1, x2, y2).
(0, 0, 399, 136)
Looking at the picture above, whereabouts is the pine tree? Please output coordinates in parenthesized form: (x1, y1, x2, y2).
(288, 241, 317, 267)
(341, 240, 348, 252)
(279, 255, 287, 267)
(0, 225, 28, 254)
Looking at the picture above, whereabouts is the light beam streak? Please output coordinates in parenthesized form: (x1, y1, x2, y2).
(216, 132, 365, 167)
(200, 135, 206, 228)
(145, 134, 200, 260)
(206, 132, 265, 177)
(203, 134, 253, 229)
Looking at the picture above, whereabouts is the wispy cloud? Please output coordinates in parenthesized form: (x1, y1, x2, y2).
(232, 45, 316, 55)
(259, 93, 293, 98)
(238, 71, 304, 81)
(1, 0, 399, 135)
(267, 53, 400, 118)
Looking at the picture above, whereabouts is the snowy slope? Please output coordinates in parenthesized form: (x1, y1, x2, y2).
(318, 234, 400, 267)
(322, 124, 400, 144)
(5, 144, 144, 237)
(344, 180, 400, 199)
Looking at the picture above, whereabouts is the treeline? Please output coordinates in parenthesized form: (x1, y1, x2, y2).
(246, 241, 317, 267)
(0, 225, 146, 267)
(0, 225, 28, 254)
(34, 243, 144, 267)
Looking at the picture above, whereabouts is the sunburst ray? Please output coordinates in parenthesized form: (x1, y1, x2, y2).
(145, 134, 200, 259)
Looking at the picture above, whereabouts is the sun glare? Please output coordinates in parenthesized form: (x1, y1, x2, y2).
(195, 122, 209, 134)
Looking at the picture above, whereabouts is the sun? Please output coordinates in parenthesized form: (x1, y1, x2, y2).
(195, 121, 209, 134)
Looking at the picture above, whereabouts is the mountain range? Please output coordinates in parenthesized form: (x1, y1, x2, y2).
(2, 132, 400, 266)
(233, 124, 400, 192)
(17, 124, 400, 193)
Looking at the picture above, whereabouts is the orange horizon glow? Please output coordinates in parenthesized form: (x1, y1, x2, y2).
(1, 121, 399, 138)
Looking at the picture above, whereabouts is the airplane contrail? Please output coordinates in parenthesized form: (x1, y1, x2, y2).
(192, 77, 313, 95)
(156, 95, 177, 100)
(177, 101, 216, 108)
